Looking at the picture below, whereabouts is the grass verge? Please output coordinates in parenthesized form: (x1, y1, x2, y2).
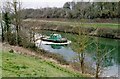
(2, 51, 83, 77)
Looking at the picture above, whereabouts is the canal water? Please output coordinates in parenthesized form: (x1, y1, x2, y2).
(35, 31, 119, 77)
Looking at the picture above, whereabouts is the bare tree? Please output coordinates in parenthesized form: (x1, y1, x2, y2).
(11, 0, 22, 45)
(1, 12, 4, 42)
(2, 1, 11, 42)
(94, 39, 115, 78)
(72, 26, 90, 74)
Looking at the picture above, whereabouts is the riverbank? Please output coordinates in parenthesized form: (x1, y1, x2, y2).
(1, 42, 91, 77)
(23, 19, 120, 39)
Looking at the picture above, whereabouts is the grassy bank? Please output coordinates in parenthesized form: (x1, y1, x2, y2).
(23, 19, 120, 39)
(24, 19, 119, 29)
(2, 51, 83, 77)
(0, 48, 2, 78)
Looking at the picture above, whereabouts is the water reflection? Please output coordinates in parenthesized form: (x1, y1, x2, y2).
(103, 55, 114, 67)
(50, 44, 62, 49)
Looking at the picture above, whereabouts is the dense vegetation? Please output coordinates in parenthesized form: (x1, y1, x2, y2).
(21, 2, 119, 19)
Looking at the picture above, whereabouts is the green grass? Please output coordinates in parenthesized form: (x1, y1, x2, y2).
(26, 19, 119, 29)
(0, 49, 2, 78)
(2, 51, 83, 77)
(50, 21, 119, 29)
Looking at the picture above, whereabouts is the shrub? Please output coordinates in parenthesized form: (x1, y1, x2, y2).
(7, 33, 17, 45)
(9, 49, 14, 53)
(96, 27, 115, 38)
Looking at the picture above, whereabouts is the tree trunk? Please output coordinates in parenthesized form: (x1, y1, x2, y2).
(16, 25, 19, 45)
(1, 22, 4, 42)
(81, 52, 84, 74)
(96, 62, 100, 79)
(32, 31, 35, 47)
(29, 30, 32, 42)
(13, 1, 21, 45)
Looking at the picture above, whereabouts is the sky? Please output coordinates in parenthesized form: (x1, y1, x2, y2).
(20, 0, 95, 9)
(21, 0, 73, 9)
(2, 0, 120, 9)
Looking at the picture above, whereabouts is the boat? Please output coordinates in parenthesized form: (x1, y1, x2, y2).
(35, 33, 71, 46)
(41, 34, 68, 43)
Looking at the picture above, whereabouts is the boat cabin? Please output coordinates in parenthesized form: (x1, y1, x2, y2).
(49, 34, 62, 41)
